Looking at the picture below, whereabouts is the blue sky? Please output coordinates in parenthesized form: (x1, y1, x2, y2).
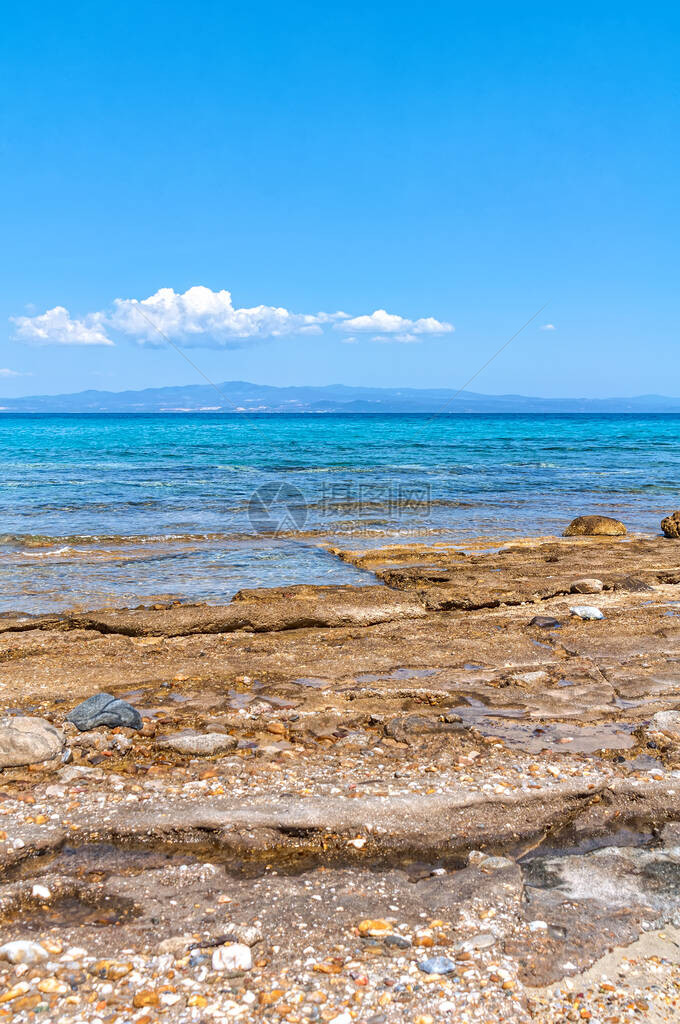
(1, 2, 678, 398)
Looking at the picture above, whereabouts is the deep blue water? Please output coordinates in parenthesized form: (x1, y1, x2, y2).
(1, 413, 678, 612)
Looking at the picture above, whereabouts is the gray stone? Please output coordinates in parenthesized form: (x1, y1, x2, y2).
(66, 693, 143, 731)
(156, 730, 237, 755)
(0, 717, 64, 769)
(418, 955, 457, 975)
(529, 615, 561, 629)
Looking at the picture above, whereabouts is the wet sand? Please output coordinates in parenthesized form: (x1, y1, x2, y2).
(2, 532, 680, 1021)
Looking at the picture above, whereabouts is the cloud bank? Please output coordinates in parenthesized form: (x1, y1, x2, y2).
(11, 287, 453, 348)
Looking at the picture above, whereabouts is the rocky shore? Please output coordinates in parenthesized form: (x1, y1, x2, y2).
(3, 527, 680, 1022)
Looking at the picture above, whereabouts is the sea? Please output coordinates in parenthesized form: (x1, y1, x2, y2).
(1, 413, 679, 614)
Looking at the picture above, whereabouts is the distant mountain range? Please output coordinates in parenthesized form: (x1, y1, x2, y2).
(2, 381, 680, 414)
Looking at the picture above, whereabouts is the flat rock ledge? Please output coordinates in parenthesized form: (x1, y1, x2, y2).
(66, 585, 427, 637)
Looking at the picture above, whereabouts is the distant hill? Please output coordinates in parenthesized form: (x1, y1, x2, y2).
(2, 381, 680, 413)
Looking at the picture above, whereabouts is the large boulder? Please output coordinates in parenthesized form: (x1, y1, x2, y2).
(563, 515, 626, 537)
(661, 512, 680, 539)
(0, 717, 64, 769)
(66, 693, 142, 731)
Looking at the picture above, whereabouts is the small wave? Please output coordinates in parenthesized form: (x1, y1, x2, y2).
(0, 531, 239, 550)
(21, 545, 71, 558)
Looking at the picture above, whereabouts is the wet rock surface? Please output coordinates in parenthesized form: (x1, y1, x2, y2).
(2, 533, 680, 1020)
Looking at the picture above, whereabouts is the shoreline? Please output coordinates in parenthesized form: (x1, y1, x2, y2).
(2, 530, 680, 1020)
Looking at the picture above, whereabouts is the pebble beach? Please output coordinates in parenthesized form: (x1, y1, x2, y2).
(2, 515, 680, 1022)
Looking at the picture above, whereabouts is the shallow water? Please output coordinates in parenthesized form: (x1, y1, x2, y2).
(450, 698, 637, 753)
(2, 412, 679, 612)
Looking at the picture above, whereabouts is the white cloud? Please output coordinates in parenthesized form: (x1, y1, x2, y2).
(107, 287, 348, 347)
(335, 309, 453, 342)
(540, 323, 556, 331)
(11, 306, 114, 346)
(11, 287, 454, 348)
(0, 368, 25, 377)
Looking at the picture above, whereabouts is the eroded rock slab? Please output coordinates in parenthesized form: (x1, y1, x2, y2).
(68, 585, 426, 636)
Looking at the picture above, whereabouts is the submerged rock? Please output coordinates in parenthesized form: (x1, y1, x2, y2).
(468, 850, 514, 872)
(0, 717, 64, 769)
(661, 511, 680, 539)
(564, 515, 626, 537)
(156, 730, 237, 755)
(384, 714, 463, 744)
(66, 693, 142, 731)
(570, 605, 605, 620)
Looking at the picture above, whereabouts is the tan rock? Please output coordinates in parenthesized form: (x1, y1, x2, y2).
(358, 919, 392, 937)
(571, 578, 604, 594)
(564, 516, 626, 537)
(0, 982, 30, 1003)
(0, 717, 64, 769)
(132, 990, 159, 1008)
(90, 960, 132, 980)
(38, 978, 68, 994)
(661, 511, 680, 539)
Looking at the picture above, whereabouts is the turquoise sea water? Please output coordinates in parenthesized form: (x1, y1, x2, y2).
(1, 413, 679, 613)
